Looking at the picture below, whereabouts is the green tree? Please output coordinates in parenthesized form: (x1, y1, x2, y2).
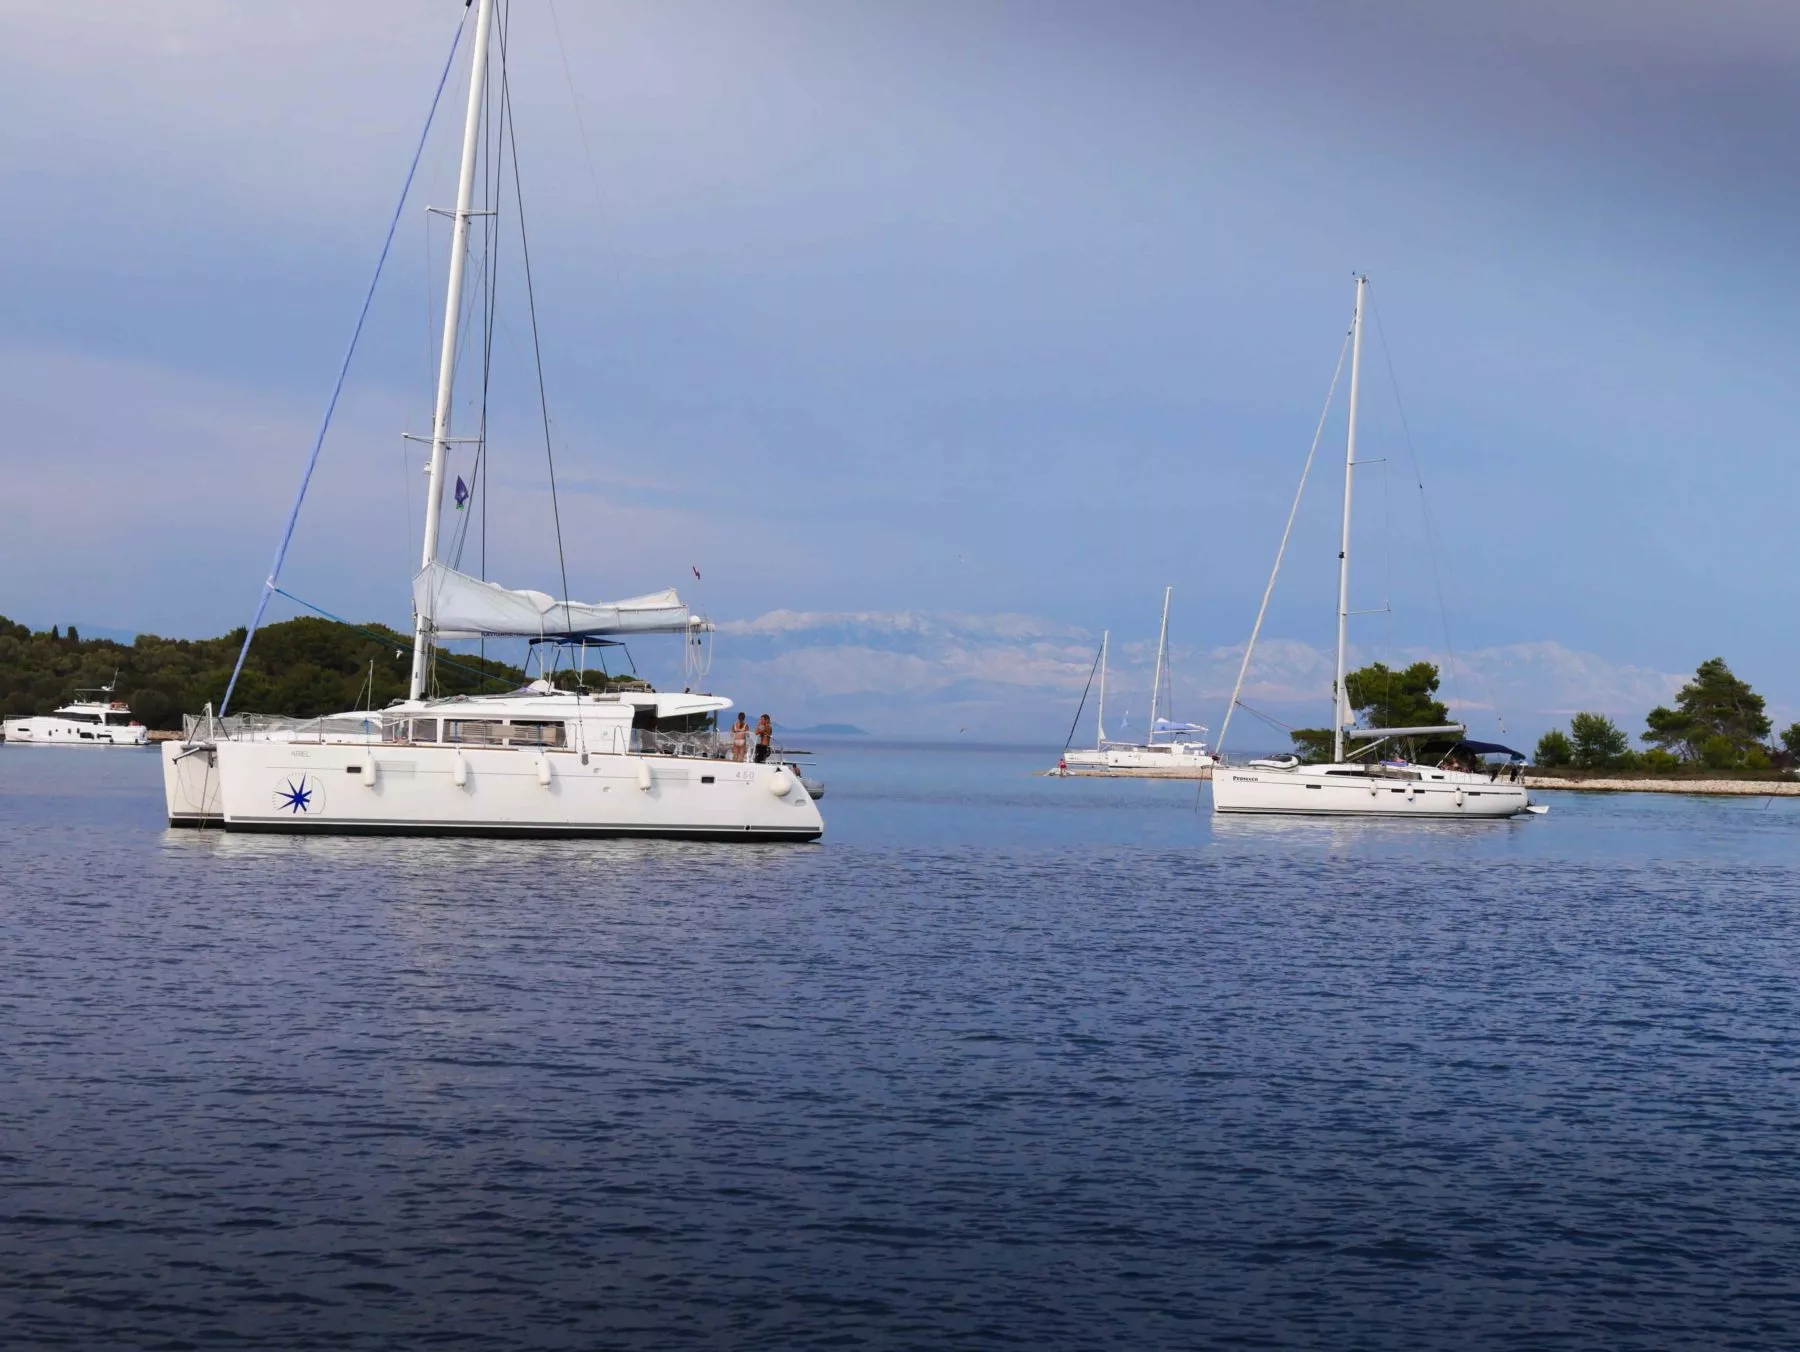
(0, 613, 586, 731)
(1569, 712, 1631, 769)
(1534, 729, 1573, 768)
(1779, 723, 1800, 766)
(1291, 660, 1451, 762)
(1642, 657, 1771, 764)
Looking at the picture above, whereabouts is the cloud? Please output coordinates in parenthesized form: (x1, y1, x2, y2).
(699, 606, 1696, 744)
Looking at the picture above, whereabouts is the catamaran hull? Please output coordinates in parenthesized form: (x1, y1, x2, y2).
(162, 740, 224, 827)
(1212, 767, 1531, 818)
(202, 740, 824, 841)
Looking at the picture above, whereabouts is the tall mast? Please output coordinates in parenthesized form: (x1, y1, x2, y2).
(1148, 585, 1171, 741)
(1096, 630, 1109, 745)
(1333, 276, 1366, 763)
(409, 0, 496, 702)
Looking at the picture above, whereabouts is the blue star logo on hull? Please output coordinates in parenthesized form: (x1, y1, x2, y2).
(270, 774, 323, 816)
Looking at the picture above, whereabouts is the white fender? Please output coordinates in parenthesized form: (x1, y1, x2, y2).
(1369, 780, 1379, 797)
(1455, 786, 1465, 807)
(536, 753, 552, 787)
(768, 769, 794, 798)
(452, 751, 468, 788)
(636, 760, 653, 792)
(361, 757, 377, 788)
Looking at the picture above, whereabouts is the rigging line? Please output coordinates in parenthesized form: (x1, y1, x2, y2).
(1232, 699, 1296, 733)
(268, 588, 517, 692)
(1215, 325, 1354, 756)
(547, 0, 610, 220)
(497, 9, 576, 640)
(1365, 284, 1492, 729)
(1062, 642, 1106, 753)
(220, 14, 468, 717)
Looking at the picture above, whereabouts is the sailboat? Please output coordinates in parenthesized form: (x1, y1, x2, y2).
(1210, 277, 1536, 819)
(1060, 588, 1212, 776)
(160, 0, 823, 841)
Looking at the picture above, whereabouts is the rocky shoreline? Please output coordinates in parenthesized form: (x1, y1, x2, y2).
(1526, 775, 1799, 797)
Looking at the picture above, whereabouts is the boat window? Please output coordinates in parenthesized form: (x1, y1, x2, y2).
(445, 719, 505, 745)
(103, 712, 134, 724)
(63, 711, 102, 724)
(412, 719, 438, 743)
(507, 721, 566, 748)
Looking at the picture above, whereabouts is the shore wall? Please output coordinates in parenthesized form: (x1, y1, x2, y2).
(1526, 775, 1800, 797)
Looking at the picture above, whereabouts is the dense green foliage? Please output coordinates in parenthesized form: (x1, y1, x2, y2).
(1530, 659, 1786, 775)
(0, 615, 530, 730)
(1568, 711, 1632, 769)
(1642, 658, 1772, 768)
(1291, 660, 1452, 762)
(1533, 728, 1573, 768)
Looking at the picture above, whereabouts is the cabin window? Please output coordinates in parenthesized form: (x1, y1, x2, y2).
(445, 719, 505, 745)
(65, 711, 101, 724)
(507, 721, 566, 748)
(412, 719, 439, 743)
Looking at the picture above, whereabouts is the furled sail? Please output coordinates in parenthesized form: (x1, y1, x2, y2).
(413, 562, 701, 639)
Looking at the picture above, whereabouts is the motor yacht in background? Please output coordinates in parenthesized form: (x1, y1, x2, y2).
(3, 682, 147, 747)
(161, 0, 822, 841)
(1209, 277, 1537, 819)
(1058, 588, 1213, 777)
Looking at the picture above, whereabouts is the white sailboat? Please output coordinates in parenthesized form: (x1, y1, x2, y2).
(1210, 277, 1535, 819)
(1060, 588, 1212, 776)
(161, 0, 822, 841)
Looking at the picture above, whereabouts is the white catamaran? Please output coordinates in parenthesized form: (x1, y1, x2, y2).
(1210, 277, 1537, 819)
(1061, 587, 1212, 775)
(162, 0, 823, 841)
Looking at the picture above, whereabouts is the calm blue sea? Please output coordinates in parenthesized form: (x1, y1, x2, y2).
(2, 741, 1798, 1350)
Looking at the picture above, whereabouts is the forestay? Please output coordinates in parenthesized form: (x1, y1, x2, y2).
(414, 562, 700, 639)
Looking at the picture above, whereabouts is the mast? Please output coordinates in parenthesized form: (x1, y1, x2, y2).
(1333, 276, 1366, 763)
(1096, 631, 1109, 745)
(1148, 585, 1171, 743)
(409, 0, 496, 702)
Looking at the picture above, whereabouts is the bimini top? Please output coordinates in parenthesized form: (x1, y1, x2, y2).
(413, 562, 706, 640)
(1445, 739, 1525, 761)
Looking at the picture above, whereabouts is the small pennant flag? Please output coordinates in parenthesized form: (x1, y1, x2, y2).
(691, 565, 702, 581)
(453, 476, 469, 511)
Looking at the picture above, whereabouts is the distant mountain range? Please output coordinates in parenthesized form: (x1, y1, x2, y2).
(777, 723, 869, 736)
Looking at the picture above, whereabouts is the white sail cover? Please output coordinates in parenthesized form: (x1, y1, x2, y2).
(414, 562, 699, 639)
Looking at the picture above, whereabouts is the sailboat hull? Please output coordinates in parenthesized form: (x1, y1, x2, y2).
(185, 739, 823, 841)
(1211, 763, 1531, 818)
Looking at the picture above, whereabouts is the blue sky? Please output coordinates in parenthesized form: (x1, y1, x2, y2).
(3, 0, 1796, 743)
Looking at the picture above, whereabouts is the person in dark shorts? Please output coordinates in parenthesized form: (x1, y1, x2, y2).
(754, 714, 773, 764)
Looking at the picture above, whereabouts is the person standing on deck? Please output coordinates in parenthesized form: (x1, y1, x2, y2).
(730, 712, 749, 762)
(754, 714, 773, 764)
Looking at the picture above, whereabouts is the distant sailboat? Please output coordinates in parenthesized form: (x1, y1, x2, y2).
(1061, 588, 1212, 776)
(1210, 277, 1536, 818)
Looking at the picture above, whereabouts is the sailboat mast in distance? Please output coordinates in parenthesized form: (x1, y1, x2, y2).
(1148, 586, 1172, 736)
(410, 0, 496, 701)
(1333, 276, 1366, 764)
(1096, 631, 1109, 745)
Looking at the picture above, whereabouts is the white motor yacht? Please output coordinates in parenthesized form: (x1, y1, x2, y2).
(4, 685, 147, 747)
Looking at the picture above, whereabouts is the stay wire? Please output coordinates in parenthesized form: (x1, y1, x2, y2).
(1062, 642, 1106, 754)
(219, 14, 467, 716)
(497, 9, 575, 638)
(1365, 285, 1501, 732)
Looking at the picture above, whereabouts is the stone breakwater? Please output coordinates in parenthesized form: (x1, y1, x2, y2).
(1527, 775, 1800, 796)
